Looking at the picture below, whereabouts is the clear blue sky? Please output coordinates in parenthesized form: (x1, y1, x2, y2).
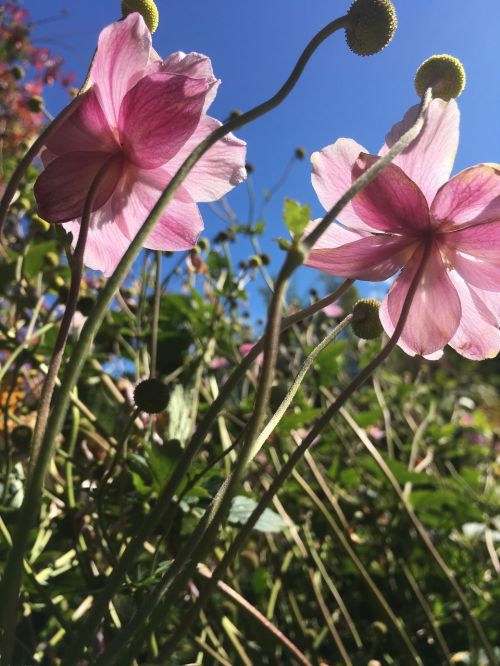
(24, 0, 500, 307)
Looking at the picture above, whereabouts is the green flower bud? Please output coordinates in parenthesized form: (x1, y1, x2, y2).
(197, 237, 210, 251)
(245, 162, 255, 174)
(259, 253, 271, 266)
(11, 65, 25, 80)
(294, 147, 306, 160)
(133, 378, 170, 414)
(44, 251, 59, 268)
(345, 0, 397, 57)
(11, 425, 32, 452)
(26, 96, 44, 113)
(351, 298, 383, 340)
(414, 54, 466, 101)
(77, 296, 95, 317)
(249, 255, 262, 268)
(121, 0, 159, 33)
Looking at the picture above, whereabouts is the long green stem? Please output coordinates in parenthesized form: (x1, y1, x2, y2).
(249, 314, 353, 459)
(0, 155, 119, 666)
(150, 240, 433, 663)
(96, 90, 436, 665)
(65, 290, 351, 661)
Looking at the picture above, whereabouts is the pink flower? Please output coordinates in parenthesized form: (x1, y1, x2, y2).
(34, 13, 246, 275)
(322, 302, 343, 318)
(239, 342, 264, 367)
(306, 99, 500, 360)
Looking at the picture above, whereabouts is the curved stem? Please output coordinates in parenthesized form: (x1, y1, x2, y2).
(249, 313, 353, 459)
(152, 240, 434, 663)
(0, 155, 119, 666)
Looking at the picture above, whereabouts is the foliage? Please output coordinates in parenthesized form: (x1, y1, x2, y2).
(0, 4, 499, 666)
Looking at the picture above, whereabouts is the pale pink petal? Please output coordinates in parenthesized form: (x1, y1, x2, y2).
(380, 244, 461, 356)
(90, 13, 152, 127)
(379, 99, 459, 204)
(151, 51, 220, 113)
(112, 168, 203, 251)
(448, 272, 500, 360)
(306, 234, 418, 281)
(34, 151, 123, 223)
(439, 221, 500, 291)
(431, 164, 500, 229)
(351, 154, 430, 233)
(119, 73, 209, 169)
(310, 139, 372, 231)
(45, 88, 117, 155)
(163, 116, 246, 202)
(63, 199, 132, 277)
(304, 218, 369, 248)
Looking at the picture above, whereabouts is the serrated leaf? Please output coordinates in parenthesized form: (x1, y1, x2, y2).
(283, 198, 311, 238)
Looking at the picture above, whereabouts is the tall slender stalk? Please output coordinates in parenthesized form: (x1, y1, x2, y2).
(93, 89, 435, 665)
(142, 240, 434, 663)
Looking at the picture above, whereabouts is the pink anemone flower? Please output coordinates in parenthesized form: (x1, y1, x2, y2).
(305, 99, 500, 360)
(34, 13, 246, 275)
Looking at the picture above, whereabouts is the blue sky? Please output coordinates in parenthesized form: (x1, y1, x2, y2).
(24, 0, 500, 308)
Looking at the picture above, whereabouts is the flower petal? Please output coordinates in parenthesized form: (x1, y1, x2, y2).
(119, 73, 209, 169)
(306, 225, 418, 281)
(310, 139, 372, 231)
(63, 200, 132, 277)
(34, 151, 123, 223)
(440, 220, 500, 291)
(90, 13, 152, 127)
(379, 98, 459, 204)
(45, 88, 117, 155)
(380, 243, 461, 355)
(112, 168, 203, 251)
(431, 164, 500, 229)
(152, 51, 220, 113)
(162, 116, 246, 202)
(351, 154, 430, 233)
(448, 272, 500, 360)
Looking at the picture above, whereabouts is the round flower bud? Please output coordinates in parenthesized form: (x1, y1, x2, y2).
(121, 0, 159, 33)
(11, 425, 32, 451)
(351, 298, 383, 340)
(77, 296, 95, 316)
(345, 0, 397, 57)
(197, 237, 210, 251)
(11, 65, 25, 80)
(294, 147, 306, 160)
(249, 255, 262, 268)
(27, 95, 44, 113)
(259, 253, 271, 266)
(414, 54, 466, 101)
(245, 162, 255, 174)
(133, 378, 170, 414)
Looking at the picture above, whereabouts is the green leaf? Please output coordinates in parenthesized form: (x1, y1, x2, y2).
(228, 496, 288, 533)
(23, 241, 59, 277)
(283, 198, 311, 238)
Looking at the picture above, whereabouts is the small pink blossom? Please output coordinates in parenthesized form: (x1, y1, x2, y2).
(306, 99, 500, 360)
(239, 342, 264, 367)
(209, 356, 229, 370)
(322, 302, 343, 318)
(34, 13, 246, 275)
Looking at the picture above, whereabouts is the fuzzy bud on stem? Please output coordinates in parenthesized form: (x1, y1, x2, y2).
(121, 0, 159, 33)
(133, 378, 170, 414)
(351, 298, 383, 339)
(345, 0, 397, 57)
(414, 54, 466, 101)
